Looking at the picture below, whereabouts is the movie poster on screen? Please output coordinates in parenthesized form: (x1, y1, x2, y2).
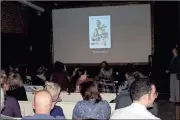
(89, 15, 111, 49)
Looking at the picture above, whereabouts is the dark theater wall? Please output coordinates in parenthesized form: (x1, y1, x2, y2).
(152, 2, 179, 97)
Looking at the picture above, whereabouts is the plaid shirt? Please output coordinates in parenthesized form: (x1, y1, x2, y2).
(96, 78, 116, 93)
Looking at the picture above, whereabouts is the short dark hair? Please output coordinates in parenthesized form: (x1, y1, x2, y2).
(130, 78, 153, 101)
(80, 81, 102, 103)
(100, 61, 109, 70)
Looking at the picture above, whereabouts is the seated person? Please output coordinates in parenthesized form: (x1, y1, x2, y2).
(111, 78, 160, 119)
(0, 87, 14, 120)
(69, 68, 90, 93)
(32, 66, 47, 86)
(6, 72, 27, 101)
(22, 90, 65, 119)
(116, 74, 158, 116)
(0, 75, 22, 118)
(51, 61, 70, 92)
(96, 61, 116, 93)
(44, 81, 65, 118)
(72, 81, 111, 119)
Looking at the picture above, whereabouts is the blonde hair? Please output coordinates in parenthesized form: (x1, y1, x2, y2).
(44, 81, 61, 102)
(8, 72, 23, 90)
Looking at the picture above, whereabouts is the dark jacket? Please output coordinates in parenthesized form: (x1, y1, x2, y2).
(170, 56, 180, 73)
(6, 86, 27, 101)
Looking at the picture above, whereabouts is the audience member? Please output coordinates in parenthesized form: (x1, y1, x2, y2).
(115, 73, 135, 109)
(6, 72, 27, 101)
(73, 81, 111, 119)
(51, 61, 69, 92)
(69, 68, 89, 93)
(72, 64, 83, 76)
(111, 78, 160, 119)
(22, 90, 65, 119)
(44, 81, 65, 118)
(168, 47, 180, 103)
(0, 75, 22, 117)
(96, 61, 116, 93)
(32, 66, 47, 86)
(0, 87, 14, 119)
(115, 75, 158, 116)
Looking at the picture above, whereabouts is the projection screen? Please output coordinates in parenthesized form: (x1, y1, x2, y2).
(52, 4, 151, 63)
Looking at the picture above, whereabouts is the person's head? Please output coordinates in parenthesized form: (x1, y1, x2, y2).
(130, 78, 158, 108)
(69, 68, 87, 93)
(172, 47, 178, 56)
(44, 81, 61, 104)
(0, 87, 5, 111)
(80, 81, 102, 103)
(37, 66, 47, 75)
(133, 71, 146, 80)
(8, 72, 23, 91)
(0, 75, 9, 92)
(54, 61, 65, 72)
(125, 72, 135, 88)
(73, 68, 87, 81)
(100, 61, 109, 70)
(33, 90, 54, 114)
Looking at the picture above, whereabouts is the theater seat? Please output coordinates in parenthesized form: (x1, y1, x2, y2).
(18, 101, 115, 119)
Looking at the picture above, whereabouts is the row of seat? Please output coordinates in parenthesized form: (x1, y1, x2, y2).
(18, 101, 115, 119)
(26, 92, 116, 102)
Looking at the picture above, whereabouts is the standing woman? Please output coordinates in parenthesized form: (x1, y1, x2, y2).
(168, 48, 180, 103)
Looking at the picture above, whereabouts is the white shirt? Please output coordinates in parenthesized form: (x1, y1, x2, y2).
(110, 102, 160, 119)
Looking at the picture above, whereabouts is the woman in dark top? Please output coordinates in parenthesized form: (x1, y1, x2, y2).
(69, 68, 89, 93)
(51, 61, 70, 92)
(0, 74, 22, 117)
(6, 72, 27, 101)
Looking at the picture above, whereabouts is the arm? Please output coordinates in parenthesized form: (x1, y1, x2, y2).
(103, 101, 111, 119)
(13, 98, 22, 117)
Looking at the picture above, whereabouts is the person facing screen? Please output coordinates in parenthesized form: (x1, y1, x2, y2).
(44, 81, 65, 118)
(111, 78, 159, 119)
(72, 81, 111, 120)
(69, 68, 89, 93)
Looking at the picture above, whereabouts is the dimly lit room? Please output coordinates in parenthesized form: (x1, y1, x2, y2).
(0, 1, 180, 120)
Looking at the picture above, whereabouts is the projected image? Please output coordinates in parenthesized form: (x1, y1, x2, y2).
(89, 16, 111, 49)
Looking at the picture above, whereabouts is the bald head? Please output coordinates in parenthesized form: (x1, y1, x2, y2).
(33, 90, 54, 114)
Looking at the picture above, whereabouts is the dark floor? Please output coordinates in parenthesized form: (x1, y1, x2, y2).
(157, 100, 175, 120)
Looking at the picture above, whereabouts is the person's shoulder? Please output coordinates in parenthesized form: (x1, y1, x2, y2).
(101, 100, 109, 104)
(100, 100, 110, 107)
(110, 108, 123, 119)
(75, 100, 85, 106)
(54, 105, 63, 111)
(55, 116, 65, 119)
(5, 96, 18, 102)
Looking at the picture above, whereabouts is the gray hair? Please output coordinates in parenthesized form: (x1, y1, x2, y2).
(1, 87, 5, 111)
(44, 81, 61, 102)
